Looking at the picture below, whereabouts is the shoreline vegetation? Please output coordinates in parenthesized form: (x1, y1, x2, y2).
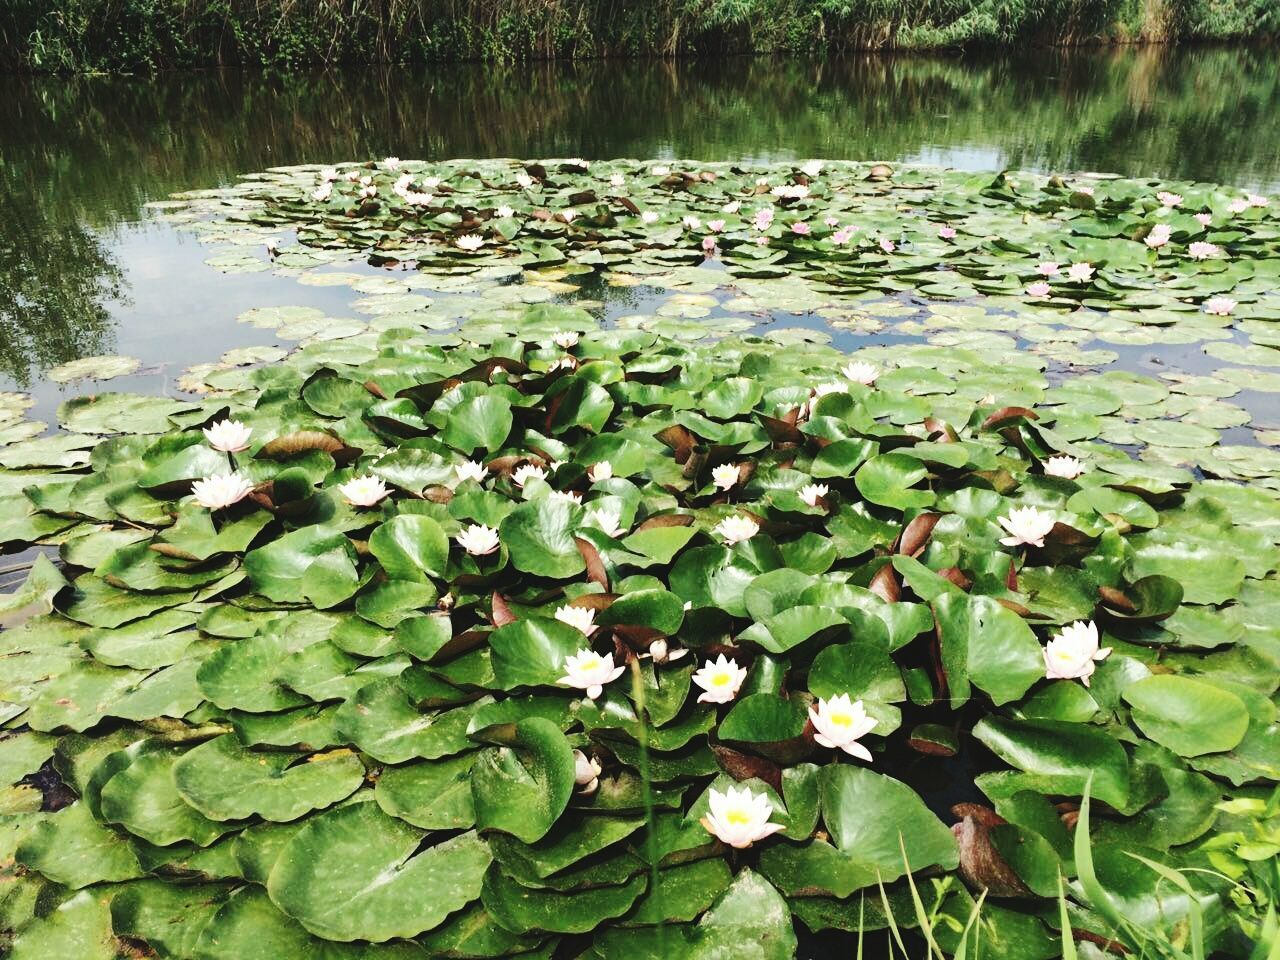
(3, 0, 1277, 73)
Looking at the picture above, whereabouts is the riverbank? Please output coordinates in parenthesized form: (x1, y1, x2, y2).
(4, 0, 1275, 72)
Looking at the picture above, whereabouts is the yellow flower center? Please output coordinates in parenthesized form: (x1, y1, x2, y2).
(581, 655, 601, 670)
(725, 810, 750, 825)
(711, 673, 732, 687)
(829, 711, 852, 727)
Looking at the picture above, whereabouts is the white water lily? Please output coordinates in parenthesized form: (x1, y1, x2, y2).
(393, 172, 414, 194)
(651, 165, 670, 176)
(641, 211, 659, 224)
(511, 463, 547, 488)
(997, 505, 1056, 548)
(495, 205, 515, 218)
(338, 475, 390, 507)
(551, 490, 583, 505)
(421, 176, 442, 189)
(203, 418, 252, 453)
(842, 360, 879, 385)
(566, 158, 589, 169)
(558, 649, 624, 700)
(1205, 296, 1237, 316)
(809, 694, 877, 760)
(263, 235, 278, 253)
(573, 749, 602, 793)
(550, 356, 577, 372)
(1188, 241, 1220, 260)
(1145, 223, 1172, 248)
(192, 473, 254, 511)
(584, 505, 625, 538)
(692, 654, 748, 704)
(609, 173, 626, 187)
(455, 234, 484, 252)
(555, 604, 598, 636)
(812, 381, 846, 399)
(1067, 261, 1095, 283)
(344, 170, 361, 182)
(1043, 620, 1112, 687)
(319, 167, 339, 182)
(515, 171, 534, 189)
(715, 514, 758, 545)
(1229, 197, 1251, 214)
(587, 461, 613, 482)
(561, 208, 578, 222)
(771, 183, 809, 199)
(404, 191, 433, 206)
(312, 183, 333, 202)
(382, 156, 401, 170)
(711, 463, 740, 491)
(682, 215, 702, 230)
(721, 200, 741, 213)
(648, 639, 688, 664)
(801, 160, 824, 177)
(455, 523, 500, 556)
(702, 786, 784, 848)
(799, 483, 829, 507)
(552, 330, 580, 349)
(1248, 193, 1270, 207)
(1156, 190, 1182, 207)
(1043, 455, 1085, 480)
(454, 460, 488, 485)
(359, 184, 377, 198)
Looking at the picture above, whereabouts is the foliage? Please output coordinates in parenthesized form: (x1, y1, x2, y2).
(2, 0, 1277, 73)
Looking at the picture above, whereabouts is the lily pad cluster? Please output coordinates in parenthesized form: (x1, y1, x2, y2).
(2, 299, 1278, 958)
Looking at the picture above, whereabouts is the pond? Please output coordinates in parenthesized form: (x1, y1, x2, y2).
(3, 44, 1280, 960)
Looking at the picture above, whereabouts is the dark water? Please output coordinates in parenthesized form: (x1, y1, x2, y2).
(3, 46, 1280, 400)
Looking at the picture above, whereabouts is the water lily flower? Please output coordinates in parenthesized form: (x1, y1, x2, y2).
(809, 694, 877, 759)
(573, 750, 602, 793)
(938, 224, 957, 239)
(1036, 261, 1060, 276)
(753, 207, 775, 230)
(515, 171, 534, 189)
(693, 654, 748, 704)
(555, 604, 598, 636)
(1043, 620, 1112, 687)
(203, 419, 252, 453)
(264, 239, 279, 260)
(701, 236, 717, 253)
(651, 165, 670, 176)
(382, 156, 401, 170)
(1229, 197, 1250, 214)
(552, 330, 580, 349)
(192, 473, 254, 511)
(344, 170, 361, 182)
(312, 183, 333, 202)
(1195, 212, 1213, 226)
(682, 215, 702, 230)
(799, 483, 829, 507)
(1067, 262, 1095, 283)
(331, 471, 395, 510)
(1188, 241, 1220, 260)
(1156, 190, 1182, 207)
(824, 215, 840, 227)
(558, 649, 624, 700)
(648, 639, 687, 664)
(1145, 223, 1172, 248)
(702, 785, 784, 848)
(1043, 455, 1085, 479)
(584, 506, 625, 538)
(550, 356, 577, 373)
(359, 184, 377, 199)
(1205, 296, 1237, 316)
(455, 460, 487, 485)
(771, 184, 810, 199)
(801, 160, 824, 177)
(1248, 193, 1270, 207)
(394, 173, 414, 194)
(813, 381, 846, 398)
(607, 173, 627, 188)
(707, 219, 726, 233)
(755, 235, 769, 246)
(360, 175, 373, 186)
(566, 158, 589, 169)
(711, 463, 740, 491)
(843, 360, 879, 385)
(1027, 281, 1052, 298)
(588, 461, 612, 482)
(456, 523, 500, 557)
(561, 208, 578, 223)
(878, 237, 896, 253)
(1075, 185, 1094, 196)
(319, 167, 339, 182)
(641, 211, 659, 224)
(455, 234, 484, 252)
(721, 200, 741, 214)
(791, 222, 811, 235)
(421, 176, 442, 189)
(551, 490, 583, 506)
(831, 226, 855, 245)
(997, 505, 1056, 548)
(495, 205, 515, 218)
(404, 191, 433, 206)
(714, 514, 759, 545)
(512, 464, 547, 488)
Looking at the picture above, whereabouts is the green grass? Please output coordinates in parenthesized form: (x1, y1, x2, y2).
(2, 0, 1276, 73)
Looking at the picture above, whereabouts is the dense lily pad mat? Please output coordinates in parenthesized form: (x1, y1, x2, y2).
(1, 304, 1277, 957)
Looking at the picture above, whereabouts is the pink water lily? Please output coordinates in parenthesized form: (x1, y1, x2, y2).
(791, 221, 810, 235)
(1204, 296, 1237, 316)
(1036, 261, 1059, 276)
(1188, 241, 1220, 260)
(937, 225, 957, 239)
(1027, 281, 1052, 298)
(1145, 223, 1172, 248)
(1156, 191, 1182, 207)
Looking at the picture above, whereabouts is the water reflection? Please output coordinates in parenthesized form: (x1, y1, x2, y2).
(1, 46, 1278, 385)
